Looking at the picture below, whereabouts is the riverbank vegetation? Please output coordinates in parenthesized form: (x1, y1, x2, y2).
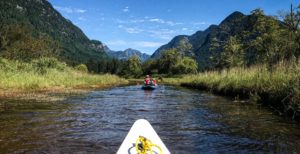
(143, 49, 198, 75)
(0, 57, 127, 93)
(164, 61, 299, 116)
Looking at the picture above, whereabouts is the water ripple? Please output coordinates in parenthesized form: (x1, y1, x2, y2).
(0, 85, 300, 153)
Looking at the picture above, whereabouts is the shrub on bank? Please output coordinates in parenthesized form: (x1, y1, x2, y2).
(74, 64, 88, 73)
(31, 57, 67, 74)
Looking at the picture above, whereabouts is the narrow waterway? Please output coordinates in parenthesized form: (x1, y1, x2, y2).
(0, 85, 300, 153)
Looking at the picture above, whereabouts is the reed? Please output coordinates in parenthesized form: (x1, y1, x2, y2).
(164, 61, 300, 116)
(0, 58, 128, 91)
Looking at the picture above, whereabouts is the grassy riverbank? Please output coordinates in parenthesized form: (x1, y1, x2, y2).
(164, 61, 300, 118)
(0, 58, 128, 97)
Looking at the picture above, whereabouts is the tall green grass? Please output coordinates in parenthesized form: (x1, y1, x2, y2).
(165, 61, 300, 115)
(0, 58, 127, 91)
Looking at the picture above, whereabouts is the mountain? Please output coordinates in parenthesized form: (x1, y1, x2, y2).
(0, 0, 106, 65)
(105, 46, 150, 62)
(151, 11, 248, 70)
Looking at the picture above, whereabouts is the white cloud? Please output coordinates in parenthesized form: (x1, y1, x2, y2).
(129, 19, 145, 23)
(133, 41, 164, 47)
(148, 29, 175, 40)
(125, 27, 143, 34)
(192, 21, 207, 25)
(149, 18, 165, 24)
(76, 9, 86, 13)
(117, 25, 144, 34)
(106, 40, 127, 46)
(116, 19, 146, 24)
(115, 17, 181, 27)
(182, 27, 188, 31)
(54, 6, 86, 14)
(166, 21, 183, 26)
(149, 18, 182, 26)
(123, 6, 129, 12)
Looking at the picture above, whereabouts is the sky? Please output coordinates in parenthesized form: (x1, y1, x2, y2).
(48, 0, 298, 55)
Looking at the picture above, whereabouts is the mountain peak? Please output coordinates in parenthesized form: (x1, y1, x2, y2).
(106, 47, 150, 62)
(220, 11, 245, 25)
(124, 48, 137, 52)
(151, 10, 249, 70)
(229, 11, 244, 17)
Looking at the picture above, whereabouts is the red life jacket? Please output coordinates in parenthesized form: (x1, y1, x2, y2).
(145, 78, 150, 84)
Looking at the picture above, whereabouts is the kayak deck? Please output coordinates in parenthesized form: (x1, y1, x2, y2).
(117, 119, 170, 154)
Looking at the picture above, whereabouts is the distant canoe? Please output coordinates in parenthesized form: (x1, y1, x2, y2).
(141, 84, 157, 90)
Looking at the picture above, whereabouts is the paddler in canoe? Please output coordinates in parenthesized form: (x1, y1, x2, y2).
(144, 75, 151, 85)
(142, 75, 157, 90)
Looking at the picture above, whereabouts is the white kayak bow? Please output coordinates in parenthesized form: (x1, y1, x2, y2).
(117, 119, 170, 154)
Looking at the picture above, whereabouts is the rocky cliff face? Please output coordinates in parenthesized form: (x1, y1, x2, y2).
(105, 46, 150, 62)
(151, 11, 248, 70)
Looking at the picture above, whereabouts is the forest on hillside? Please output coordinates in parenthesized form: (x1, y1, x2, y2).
(0, 2, 299, 78)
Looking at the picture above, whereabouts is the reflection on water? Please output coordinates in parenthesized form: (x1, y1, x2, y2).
(0, 85, 300, 153)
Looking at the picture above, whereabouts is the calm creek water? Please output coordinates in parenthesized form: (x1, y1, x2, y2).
(1, 85, 300, 153)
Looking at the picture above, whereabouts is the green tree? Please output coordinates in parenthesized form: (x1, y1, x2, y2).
(279, 4, 300, 60)
(142, 59, 158, 75)
(109, 58, 121, 74)
(158, 48, 198, 74)
(281, 4, 300, 32)
(158, 48, 181, 74)
(247, 9, 286, 65)
(125, 55, 142, 77)
(171, 57, 198, 74)
(221, 36, 245, 67)
(87, 58, 99, 73)
(209, 37, 224, 69)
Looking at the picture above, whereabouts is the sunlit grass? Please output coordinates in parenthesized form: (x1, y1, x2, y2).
(164, 61, 300, 112)
(0, 58, 128, 91)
